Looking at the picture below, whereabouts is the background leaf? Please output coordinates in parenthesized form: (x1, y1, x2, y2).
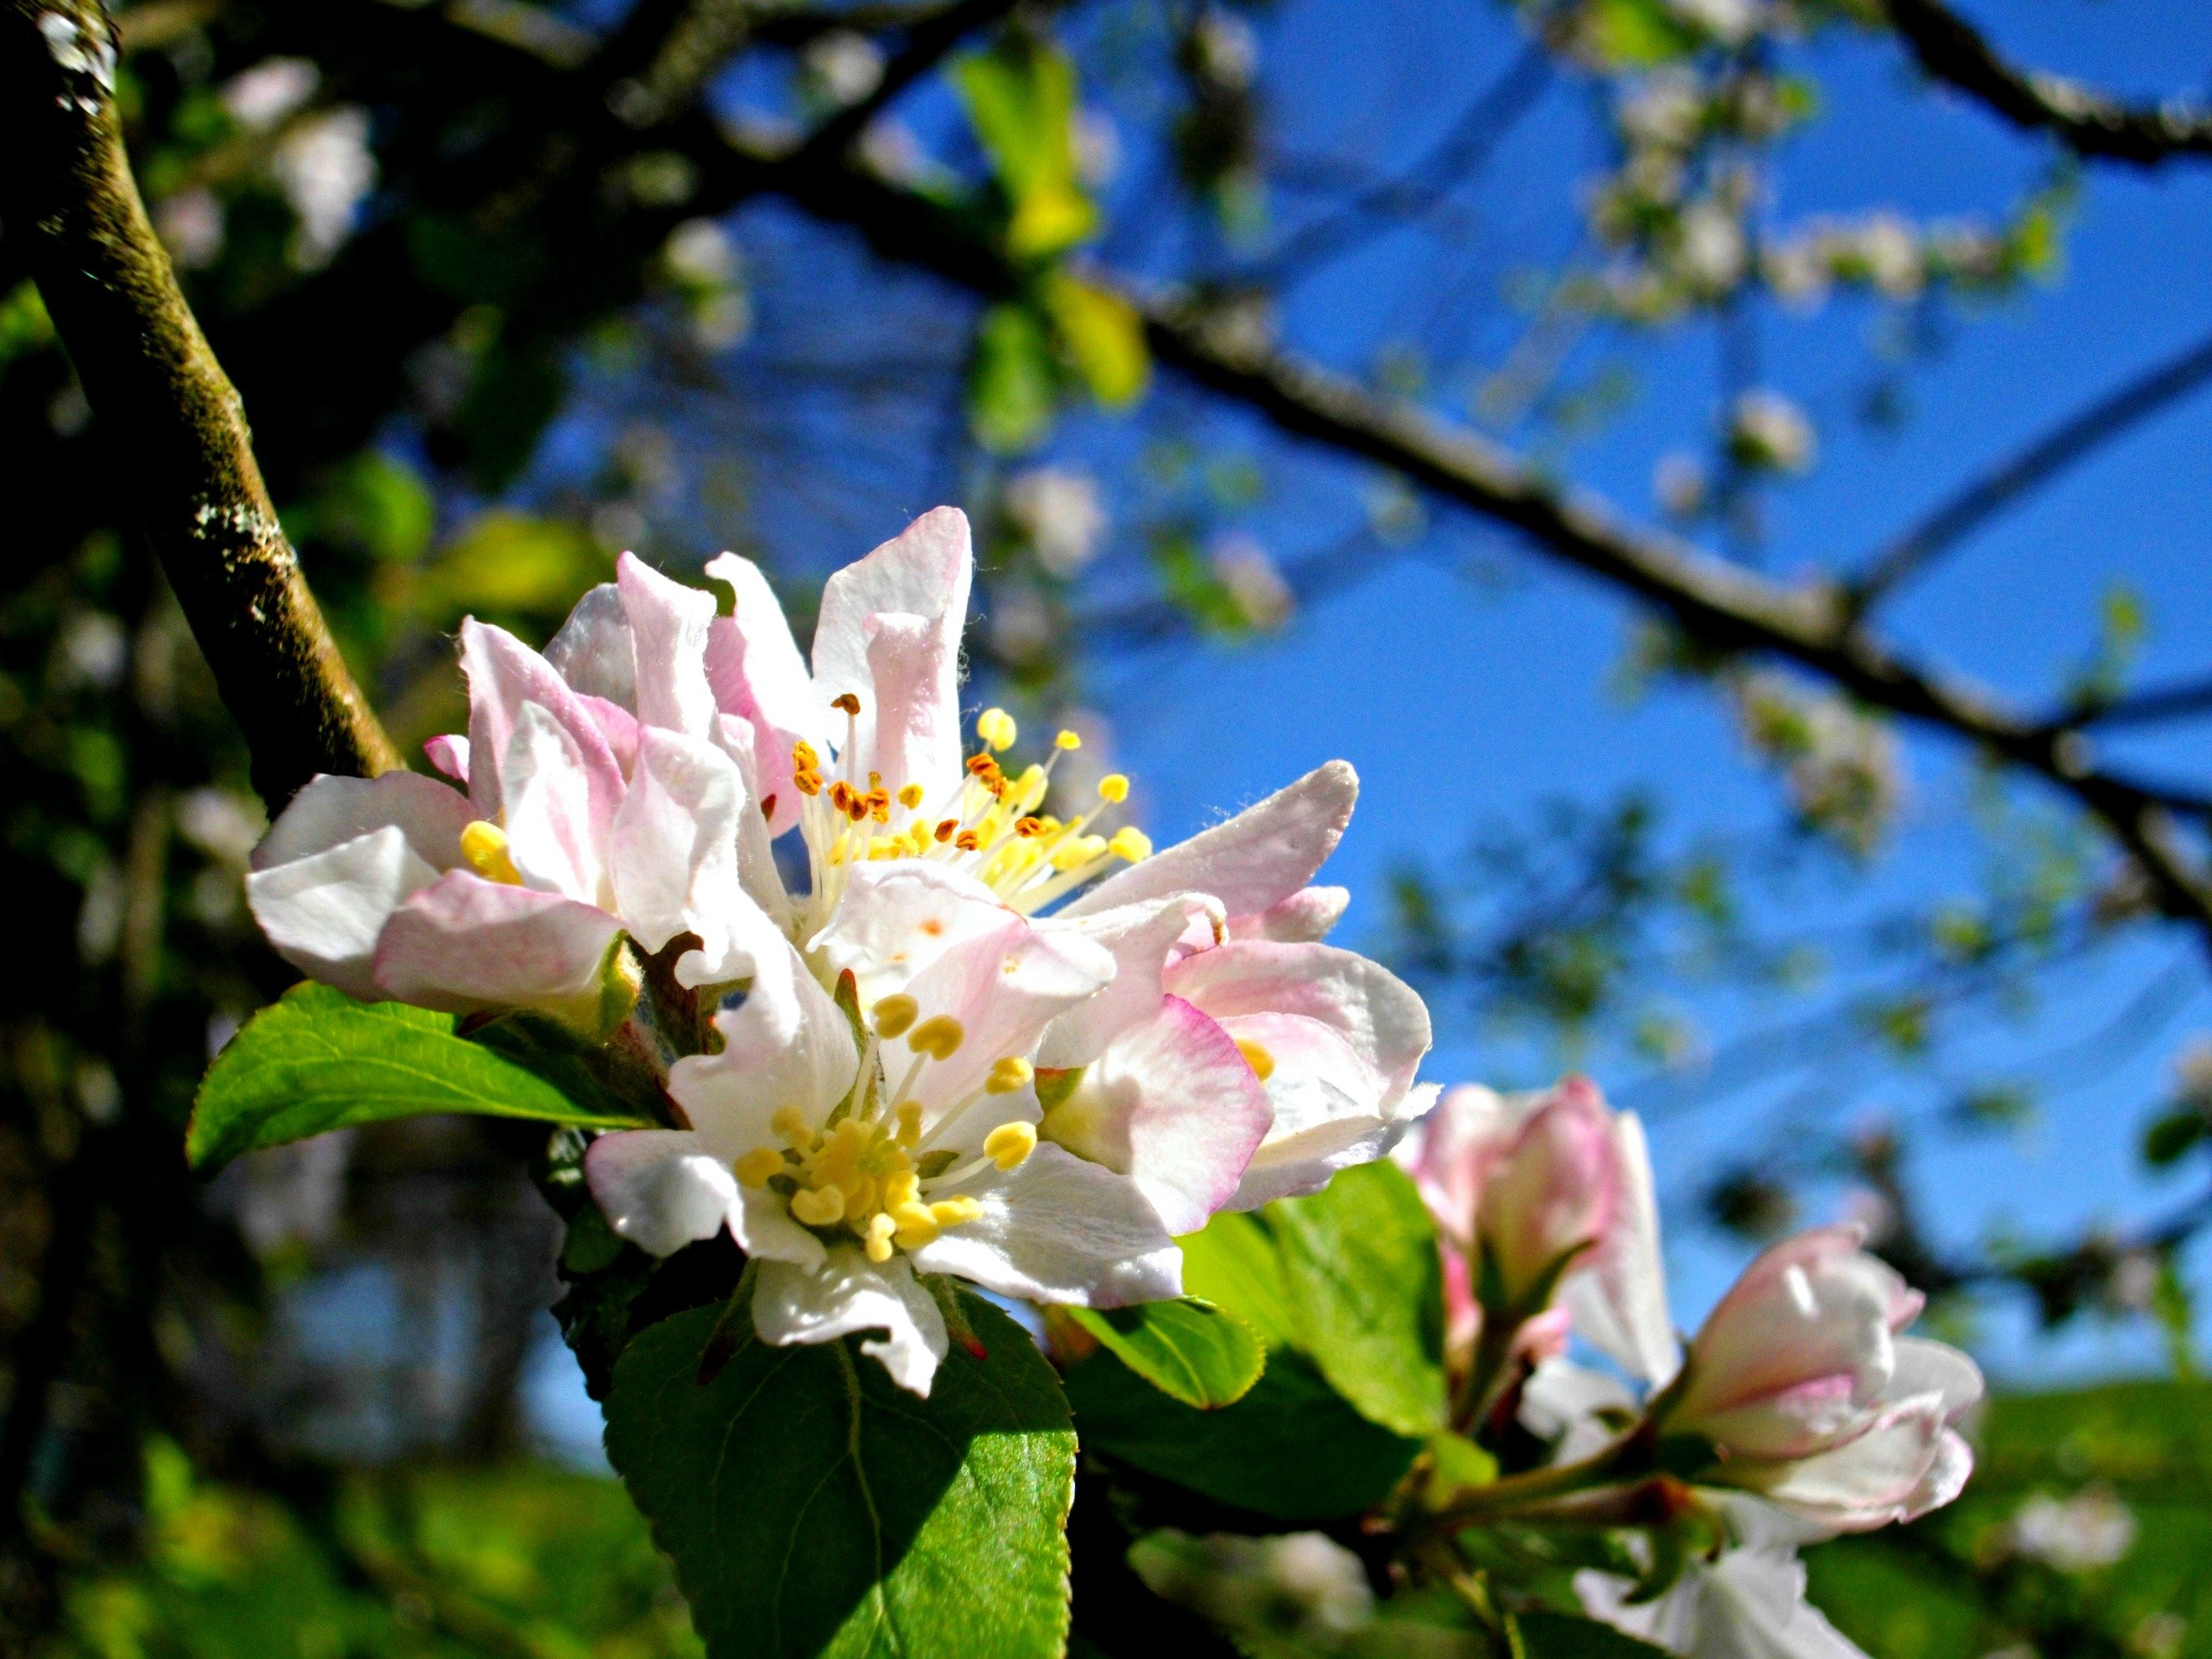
(188, 983, 654, 1171)
(1058, 1299, 1264, 1409)
(606, 1295, 1076, 1659)
(954, 38, 1097, 258)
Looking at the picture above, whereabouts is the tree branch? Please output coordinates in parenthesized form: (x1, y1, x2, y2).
(0, 0, 400, 805)
(2067, 672, 2212, 732)
(790, 0, 1027, 167)
(1850, 324, 2212, 613)
(1880, 0, 2212, 167)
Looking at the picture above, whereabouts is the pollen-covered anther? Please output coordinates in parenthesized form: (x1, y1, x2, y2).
(735, 1147, 785, 1186)
(459, 820, 523, 885)
(866, 788, 892, 823)
(907, 1016, 964, 1059)
(891, 1201, 940, 1249)
(983, 1121, 1037, 1171)
(1055, 729, 1082, 751)
(792, 739, 820, 772)
(790, 1185, 846, 1227)
(1235, 1039, 1276, 1082)
(1014, 817, 1044, 839)
(934, 818, 959, 843)
(1098, 773, 1129, 804)
(863, 1212, 897, 1263)
(897, 782, 925, 809)
(931, 1196, 985, 1227)
(894, 1101, 922, 1146)
(771, 1106, 814, 1148)
(977, 707, 1017, 751)
(872, 994, 919, 1039)
(985, 1057, 1034, 1095)
(1108, 826, 1152, 861)
(832, 692, 862, 716)
(955, 830, 981, 851)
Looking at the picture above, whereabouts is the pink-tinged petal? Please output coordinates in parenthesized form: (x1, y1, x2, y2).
(809, 507, 973, 724)
(246, 827, 441, 1000)
(372, 871, 621, 1015)
(1563, 1108, 1680, 1386)
(710, 712, 795, 929)
(1040, 997, 1271, 1235)
(1037, 894, 1222, 1069)
(617, 552, 718, 739)
(858, 610, 963, 814)
(910, 1141, 1182, 1309)
(670, 928, 857, 1155)
(809, 861, 1012, 1009)
(1721, 1397, 1967, 1532)
(901, 917, 1115, 1118)
(1393, 1083, 1524, 1250)
(1227, 885, 1350, 943)
(423, 734, 470, 784)
(1577, 1548, 1871, 1658)
(752, 1251, 948, 1396)
(252, 770, 472, 873)
(1476, 1081, 1623, 1308)
(1065, 761, 1358, 923)
(544, 582, 638, 709)
(1882, 1336, 1982, 1419)
(585, 1130, 741, 1257)
(460, 618, 624, 833)
(1521, 1359, 1641, 1466)
(702, 552, 821, 839)
(607, 727, 752, 982)
(1674, 1225, 1920, 1459)
(1165, 939, 1432, 1103)
(1216, 1011, 1400, 1208)
(502, 701, 608, 906)
(576, 693, 639, 778)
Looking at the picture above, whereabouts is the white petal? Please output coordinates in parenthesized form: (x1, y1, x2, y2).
(1519, 1358, 1638, 1465)
(1882, 1336, 1982, 1418)
(1065, 762, 1358, 923)
(1226, 885, 1350, 943)
(502, 700, 607, 905)
(1563, 1110, 1680, 1386)
(702, 552, 823, 840)
(585, 1129, 740, 1257)
(711, 712, 796, 928)
(902, 917, 1115, 1118)
(1037, 893, 1222, 1069)
(752, 1250, 949, 1396)
(460, 618, 625, 831)
(252, 770, 472, 873)
(544, 582, 638, 709)
(669, 929, 857, 1154)
(371, 871, 623, 1015)
(608, 726, 758, 984)
(246, 826, 440, 1000)
(859, 609, 964, 814)
(809, 861, 1010, 1009)
(1720, 1397, 1967, 1532)
(810, 508, 972, 729)
(910, 1141, 1181, 1308)
(618, 552, 719, 739)
(1166, 939, 1432, 1104)
(424, 733, 470, 783)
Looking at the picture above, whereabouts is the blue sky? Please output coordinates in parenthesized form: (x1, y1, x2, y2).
(524, 1, 2212, 1460)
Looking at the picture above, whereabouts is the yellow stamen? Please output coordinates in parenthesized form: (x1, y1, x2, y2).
(864, 1212, 897, 1263)
(1235, 1039, 1276, 1082)
(907, 1016, 964, 1059)
(930, 1196, 985, 1227)
(894, 1100, 923, 1146)
(983, 1121, 1037, 1171)
(1108, 826, 1152, 861)
(790, 1185, 846, 1227)
(459, 820, 523, 885)
(884, 1171, 921, 1210)
(1098, 773, 1129, 804)
(977, 707, 1017, 751)
(892, 1202, 940, 1250)
(1055, 729, 1082, 750)
(735, 1147, 785, 1186)
(985, 1057, 1035, 1095)
(771, 1107, 814, 1147)
(897, 782, 925, 809)
(872, 995, 919, 1039)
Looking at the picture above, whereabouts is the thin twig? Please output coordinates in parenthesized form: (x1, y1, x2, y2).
(0, 0, 400, 805)
(2068, 672, 2212, 731)
(790, 0, 1026, 166)
(1880, 0, 2212, 167)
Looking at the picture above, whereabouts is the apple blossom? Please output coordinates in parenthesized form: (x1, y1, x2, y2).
(1576, 1535, 1871, 1659)
(1656, 1224, 1982, 1532)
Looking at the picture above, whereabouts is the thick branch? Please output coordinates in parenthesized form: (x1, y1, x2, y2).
(1881, 0, 2212, 167)
(0, 0, 399, 804)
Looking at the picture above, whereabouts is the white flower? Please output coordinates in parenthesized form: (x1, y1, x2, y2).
(2007, 1486, 2135, 1573)
(274, 107, 375, 267)
(222, 57, 318, 132)
(1004, 468, 1108, 576)
(1577, 1532, 1870, 1658)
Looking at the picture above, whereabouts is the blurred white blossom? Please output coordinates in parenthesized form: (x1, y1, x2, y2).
(1005, 467, 1108, 576)
(1210, 533, 1294, 631)
(1728, 389, 1816, 474)
(156, 189, 225, 270)
(1130, 1529, 1373, 1647)
(275, 108, 377, 267)
(2007, 1487, 2135, 1574)
(222, 57, 319, 131)
(802, 30, 885, 106)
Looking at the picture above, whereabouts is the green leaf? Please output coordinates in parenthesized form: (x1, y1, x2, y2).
(1059, 1299, 1264, 1409)
(1514, 1611, 1672, 1656)
(1041, 273, 1150, 408)
(1176, 1210, 1297, 1346)
(954, 38, 1097, 259)
(606, 1296, 1076, 1659)
(1062, 1341, 1419, 1522)
(188, 983, 654, 1172)
(1268, 1162, 1449, 1436)
(969, 303, 1060, 452)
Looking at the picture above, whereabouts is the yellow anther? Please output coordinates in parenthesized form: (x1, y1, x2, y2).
(907, 819, 936, 853)
(977, 707, 1017, 751)
(1013, 764, 1047, 812)
(1108, 826, 1152, 861)
(459, 820, 523, 885)
(930, 1196, 985, 1227)
(895, 1100, 923, 1146)
(771, 1107, 814, 1147)
(907, 1016, 964, 1059)
(1098, 773, 1130, 804)
(883, 1171, 921, 1210)
(983, 1121, 1037, 1171)
(864, 1212, 897, 1264)
(735, 1147, 786, 1186)
(985, 1057, 1035, 1096)
(1055, 729, 1082, 751)
(892, 1202, 941, 1250)
(1051, 835, 1108, 871)
(897, 781, 925, 809)
(1235, 1039, 1277, 1082)
(872, 994, 919, 1039)
(868, 835, 899, 860)
(790, 1185, 847, 1227)
(844, 1175, 880, 1216)
(793, 740, 819, 769)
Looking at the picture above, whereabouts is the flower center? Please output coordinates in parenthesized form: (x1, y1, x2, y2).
(731, 997, 1041, 1263)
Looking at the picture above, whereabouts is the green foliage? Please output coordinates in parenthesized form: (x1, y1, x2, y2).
(1040, 274, 1150, 408)
(605, 1297, 1077, 1659)
(969, 303, 1062, 453)
(1057, 1299, 1266, 1409)
(188, 982, 655, 1172)
(955, 37, 1098, 260)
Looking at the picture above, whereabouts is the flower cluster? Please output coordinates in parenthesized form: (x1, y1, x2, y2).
(1393, 1078, 1982, 1657)
(247, 509, 1432, 1393)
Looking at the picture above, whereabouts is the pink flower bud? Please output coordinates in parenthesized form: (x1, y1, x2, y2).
(1476, 1078, 1621, 1311)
